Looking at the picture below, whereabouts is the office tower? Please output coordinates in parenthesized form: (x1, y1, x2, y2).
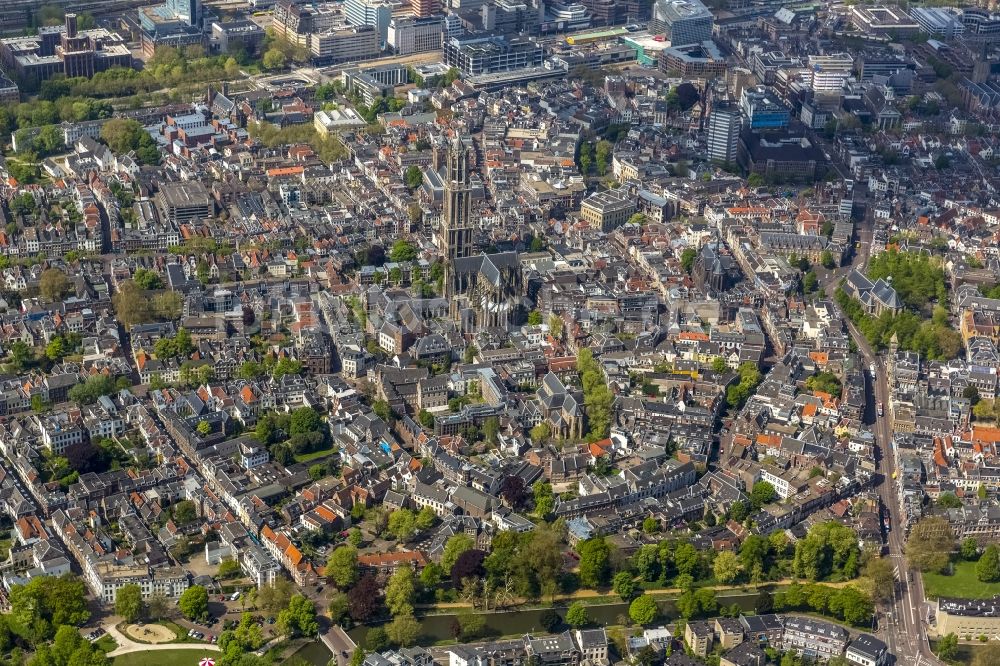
(650, 0, 713, 46)
(411, 0, 441, 19)
(344, 0, 394, 43)
(707, 102, 741, 165)
(739, 86, 790, 130)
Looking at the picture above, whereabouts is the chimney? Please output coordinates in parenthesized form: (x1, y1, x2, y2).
(65, 13, 78, 38)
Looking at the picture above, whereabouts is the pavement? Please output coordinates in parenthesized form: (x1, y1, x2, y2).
(103, 622, 221, 657)
(820, 219, 945, 666)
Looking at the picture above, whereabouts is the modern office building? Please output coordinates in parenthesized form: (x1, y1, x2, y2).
(387, 15, 443, 55)
(808, 53, 854, 94)
(857, 54, 913, 82)
(138, 0, 205, 56)
(155, 181, 214, 225)
(0, 14, 132, 87)
(310, 25, 380, 64)
(210, 20, 266, 55)
(0, 73, 17, 103)
(344, 0, 395, 45)
(272, 0, 381, 64)
(850, 6, 920, 37)
(411, 0, 441, 19)
(936, 596, 1000, 637)
(444, 35, 544, 76)
(736, 129, 825, 182)
(740, 86, 790, 130)
(650, 0, 713, 46)
(541, 1, 592, 34)
(707, 101, 741, 165)
(961, 8, 1000, 41)
(660, 40, 726, 79)
(911, 7, 964, 39)
(272, 0, 341, 49)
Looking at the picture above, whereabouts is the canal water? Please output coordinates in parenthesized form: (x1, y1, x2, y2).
(275, 590, 761, 658)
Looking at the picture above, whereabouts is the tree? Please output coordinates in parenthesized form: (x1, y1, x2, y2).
(961, 537, 980, 561)
(750, 481, 776, 510)
(8, 574, 89, 643)
(385, 567, 416, 617)
(326, 545, 359, 589)
(862, 556, 895, 604)
(8, 341, 33, 372)
(456, 610, 486, 640)
(793, 521, 861, 581)
(906, 516, 955, 574)
(821, 250, 837, 269)
(113, 280, 153, 329)
(388, 509, 416, 542)
(219, 612, 265, 666)
(539, 609, 561, 632)
(936, 633, 958, 661)
(365, 627, 389, 651)
(34, 125, 63, 156)
(218, 558, 242, 580)
(262, 49, 286, 70)
(389, 239, 418, 262)
(527, 310, 543, 325)
(277, 594, 318, 638)
(566, 602, 588, 627)
(500, 475, 527, 507)
(348, 574, 380, 622)
(415, 506, 436, 530)
(115, 584, 143, 623)
(629, 595, 658, 625)
(100, 118, 146, 155)
(385, 613, 420, 647)
(680, 248, 697, 274)
(173, 500, 197, 524)
(450, 549, 486, 589)
(674, 542, 701, 579)
(40, 268, 71, 302)
(404, 166, 422, 190)
(530, 422, 551, 443)
(754, 589, 774, 614)
(936, 492, 963, 508)
(146, 593, 169, 621)
(178, 585, 208, 621)
(482, 416, 500, 444)
(577, 537, 612, 589)
(257, 578, 294, 615)
(978, 544, 1000, 582)
(612, 571, 636, 601)
(441, 533, 475, 573)
(713, 550, 742, 585)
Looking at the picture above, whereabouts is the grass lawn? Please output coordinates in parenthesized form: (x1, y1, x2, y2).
(294, 444, 337, 464)
(922, 560, 1000, 599)
(94, 634, 118, 653)
(114, 649, 214, 666)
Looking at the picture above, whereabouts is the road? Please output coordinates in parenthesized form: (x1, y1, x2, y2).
(820, 219, 944, 666)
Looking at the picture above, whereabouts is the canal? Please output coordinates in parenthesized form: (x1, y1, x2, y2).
(334, 590, 762, 652)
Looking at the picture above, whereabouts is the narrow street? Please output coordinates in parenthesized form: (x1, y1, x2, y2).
(820, 220, 944, 666)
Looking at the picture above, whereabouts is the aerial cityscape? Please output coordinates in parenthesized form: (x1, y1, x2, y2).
(0, 0, 999, 665)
